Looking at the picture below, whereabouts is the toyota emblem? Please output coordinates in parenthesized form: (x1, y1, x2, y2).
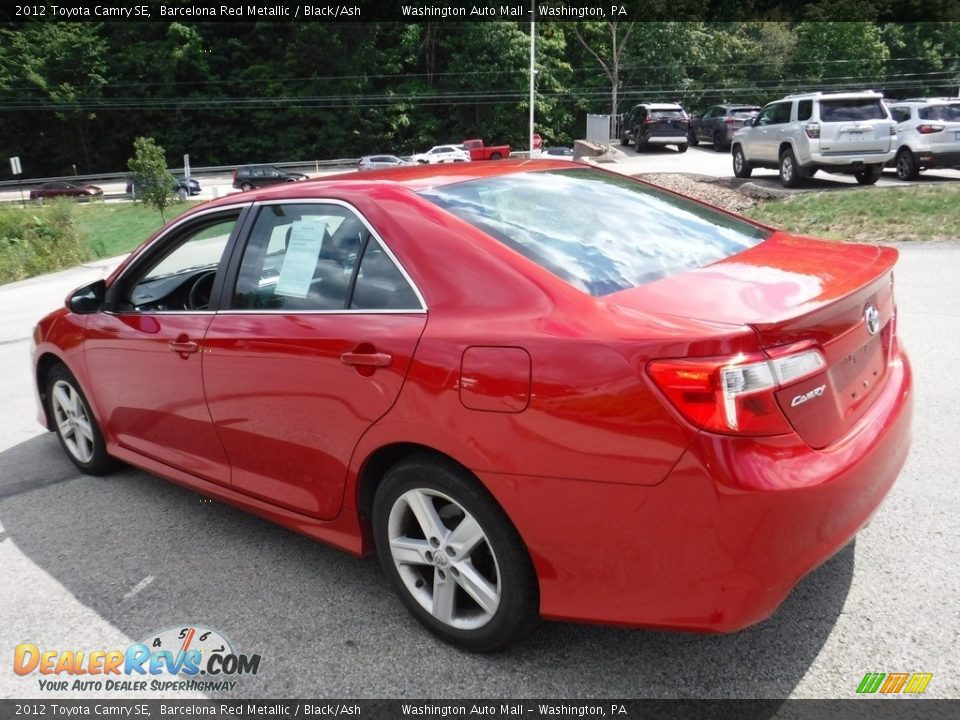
(864, 304, 881, 335)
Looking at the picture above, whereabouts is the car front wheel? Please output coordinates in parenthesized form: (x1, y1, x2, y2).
(47, 364, 115, 475)
(373, 455, 538, 652)
(732, 146, 752, 178)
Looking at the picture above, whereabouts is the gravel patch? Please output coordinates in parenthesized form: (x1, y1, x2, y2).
(634, 172, 791, 212)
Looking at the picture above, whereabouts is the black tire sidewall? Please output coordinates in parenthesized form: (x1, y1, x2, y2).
(372, 456, 538, 652)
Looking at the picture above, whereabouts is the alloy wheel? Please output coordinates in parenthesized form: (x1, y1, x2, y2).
(51, 379, 95, 464)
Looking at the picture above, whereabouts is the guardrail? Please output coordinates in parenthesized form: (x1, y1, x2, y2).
(0, 158, 362, 189)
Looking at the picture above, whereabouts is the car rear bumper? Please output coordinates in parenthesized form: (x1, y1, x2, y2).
(480, 345, 912, 632)
(914, 149, 960, 167)
(646, 135, 688, 144)
(807, 149, 896, 168)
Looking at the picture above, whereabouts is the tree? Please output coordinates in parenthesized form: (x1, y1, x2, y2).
(127, 137, 175, 223)
(572, 22, 637, 117)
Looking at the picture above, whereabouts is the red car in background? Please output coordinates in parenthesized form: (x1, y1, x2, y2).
(32, 161, 911, 651)
(29, 181, 103, 200)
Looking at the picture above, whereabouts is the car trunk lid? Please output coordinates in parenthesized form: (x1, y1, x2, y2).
(614, 232, 898, 448)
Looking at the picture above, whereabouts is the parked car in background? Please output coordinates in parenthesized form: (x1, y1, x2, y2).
(29, 181, 103, 201)
(462, 138, 511, 161)
(886, 98, 960, 180)
(731, 91, 897, 187)
(620, 102, 689, 152)
(34, 160, 911, 652)
(358, 155, 409, 171)
(410, 145, 471, 164)
(542, 147, 575, 160)
(126, 176, 201, 198)
(689, 105, 760, 151)
(232, 165, 308, 191)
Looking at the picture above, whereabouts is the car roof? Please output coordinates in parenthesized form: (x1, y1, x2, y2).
(782, 91, 884, 101)
(194, 159, 578, 211)
(889, 98, 960, 106)
(634, 103, 684, 110)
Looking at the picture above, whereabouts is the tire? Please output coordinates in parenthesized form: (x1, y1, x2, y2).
(489, 153, 503, 160)
(240, 182, 253, 191)
(732, 146, 753, 178)
(46, 364, 116, 476)
(855, 165, 883, 186)
(373, 455, 539, 652)
(713, 130, 727, 152)
(779, 149, 802, 188)
(676, 143, 688, 154)
(895, 149, 919, 181)
(688, 129, 699, 147)
(620, 134, 630, 148)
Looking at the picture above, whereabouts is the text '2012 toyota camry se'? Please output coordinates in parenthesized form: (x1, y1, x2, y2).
(32, 160, 912, 651)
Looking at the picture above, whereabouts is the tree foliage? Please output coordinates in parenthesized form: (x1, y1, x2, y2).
(127, 137, 175, 223)
(1, 21, 958, 177)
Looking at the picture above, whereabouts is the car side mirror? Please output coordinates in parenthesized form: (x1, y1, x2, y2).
(67, 280, 106, 314)
(742, 118, 754, 127)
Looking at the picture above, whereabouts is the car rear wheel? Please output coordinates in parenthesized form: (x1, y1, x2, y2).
(713, 130, 727, 152)
(620, 134, 630, 147)
(895, 149, 920, 181)
(855, 166, 883, 186)
(732, 146, 752, 178)
(373, 455, 538, 652)
(779, 149, 802, 188)
(676, 143, 688, 154)
(240, 182, 253, 191)
(47, 364, 115, 475)
(489, 153, 503, 160)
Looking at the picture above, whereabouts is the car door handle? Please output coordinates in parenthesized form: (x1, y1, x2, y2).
(340, 351, 392, 368)
(169, 339, 199, 355)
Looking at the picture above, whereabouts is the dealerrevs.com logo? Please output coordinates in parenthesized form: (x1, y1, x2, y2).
(13, 625, 262, 693)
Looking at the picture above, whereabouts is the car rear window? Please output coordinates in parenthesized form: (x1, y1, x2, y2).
(420, 169, 770, 297)
(819, 98, 887, 122)
(730, 108, 759, 117)
(918, 104, 960, 121)
(650, 110, 685, 119)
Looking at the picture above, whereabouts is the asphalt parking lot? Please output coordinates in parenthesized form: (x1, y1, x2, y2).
(0, 171, 958, 701)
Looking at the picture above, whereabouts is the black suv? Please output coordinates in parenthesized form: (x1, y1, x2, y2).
(232, 165, 308, 191)
(620, 103, 689, 152)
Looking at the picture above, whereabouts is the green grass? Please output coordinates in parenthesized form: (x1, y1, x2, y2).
(74, 200, 201, 258)
(745, 184, 960, 243)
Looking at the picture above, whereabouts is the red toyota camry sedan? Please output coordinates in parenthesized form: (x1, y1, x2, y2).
(32, 161, 912, 651)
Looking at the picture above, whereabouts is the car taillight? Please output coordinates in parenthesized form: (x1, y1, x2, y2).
(647, 348, 826, 435)
(724, 118, 740, 125)
(643, 118, 659, 125)
(804, 122, 820, 139)
(917, 124, 945, 134)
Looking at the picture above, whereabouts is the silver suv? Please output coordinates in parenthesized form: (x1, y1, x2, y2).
(887, 98, 960, 180)
(731, 91, 896, 187)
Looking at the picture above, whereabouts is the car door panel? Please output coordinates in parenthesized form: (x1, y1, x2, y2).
(203, 313, 426, 518)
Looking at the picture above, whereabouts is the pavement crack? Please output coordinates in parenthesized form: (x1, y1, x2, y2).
(0, 337, 29, 346)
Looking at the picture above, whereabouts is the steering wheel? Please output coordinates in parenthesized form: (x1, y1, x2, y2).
(187, 270, 217, 310)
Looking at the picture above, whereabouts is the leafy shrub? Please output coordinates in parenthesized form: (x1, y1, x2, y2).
(0, 200, 91, 284)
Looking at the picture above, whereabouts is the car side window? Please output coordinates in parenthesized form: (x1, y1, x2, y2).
(232, 204, 421, 312)
(350, 237, 421, 311)
(123, 216, 239, 312)
(891, 107, 911, 122)
(797, 100, 813, 122)
(755, 105, 777, 126)
(771, 102, 792, 125)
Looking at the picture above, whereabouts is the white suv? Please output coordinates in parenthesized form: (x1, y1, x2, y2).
(886, 98, 960, 180)
(731, 91, 896, 187)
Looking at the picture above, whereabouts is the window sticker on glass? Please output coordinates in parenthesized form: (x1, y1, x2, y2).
(275, 217, 327, 298)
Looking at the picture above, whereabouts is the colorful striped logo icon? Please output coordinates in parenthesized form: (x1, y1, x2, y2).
(857, 672, 933, 694)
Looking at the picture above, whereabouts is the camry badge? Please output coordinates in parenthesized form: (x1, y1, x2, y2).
(791, 384, 826, 407)
(865, 304, 881, 335)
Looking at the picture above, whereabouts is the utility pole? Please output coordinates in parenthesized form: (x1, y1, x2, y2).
(529, 8, 536, 156)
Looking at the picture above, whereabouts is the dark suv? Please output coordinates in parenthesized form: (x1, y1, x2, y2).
(689, 105, 760, 152)
(620, 103, 689, 152)
(232, 165, 308, 191)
